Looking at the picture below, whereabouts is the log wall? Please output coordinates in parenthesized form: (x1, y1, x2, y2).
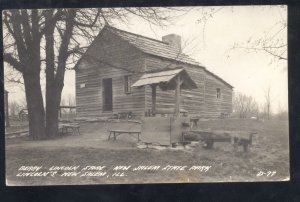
(76, 30, 146, 118)
(204, 71, 233, 118)
(144, 55, 206, 117)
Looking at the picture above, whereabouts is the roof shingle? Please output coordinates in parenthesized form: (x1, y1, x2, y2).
(105, 26, 201, 66)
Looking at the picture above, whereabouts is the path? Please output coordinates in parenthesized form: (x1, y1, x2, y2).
(6, 121, 142, 150)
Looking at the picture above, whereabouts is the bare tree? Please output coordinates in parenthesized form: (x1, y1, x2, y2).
(229, 6, 287, 63)
(264, 84, 272, 120)
(195, 6, 226, 48)
(195, 6, 287, 62)
(275, 101, 288, 120)
(3, 10, 46, 139)
(233, 92, 259, 118)
(3, 8, 183, 139)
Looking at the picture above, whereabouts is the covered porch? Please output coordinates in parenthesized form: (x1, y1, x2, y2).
(131, 67, 197, 145)
(132, 67, 197, 117)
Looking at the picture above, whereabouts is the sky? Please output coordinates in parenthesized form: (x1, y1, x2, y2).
(4, 5, 288, 113)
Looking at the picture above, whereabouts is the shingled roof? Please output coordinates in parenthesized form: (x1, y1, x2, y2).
(104, 25, 201, 66)
(76, 25, 233, 88)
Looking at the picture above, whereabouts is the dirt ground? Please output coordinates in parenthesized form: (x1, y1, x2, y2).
(5, 119, 289, 185)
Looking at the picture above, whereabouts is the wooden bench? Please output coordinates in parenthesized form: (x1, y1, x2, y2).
(59, 123, 81, 136)
(108, 130, 141, 142)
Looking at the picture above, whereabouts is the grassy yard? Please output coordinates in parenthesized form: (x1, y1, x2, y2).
(5, 119, 289, 185)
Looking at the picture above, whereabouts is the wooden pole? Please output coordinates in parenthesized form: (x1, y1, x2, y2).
(151, 84, 157, 116)
(174, 75, 181, 117)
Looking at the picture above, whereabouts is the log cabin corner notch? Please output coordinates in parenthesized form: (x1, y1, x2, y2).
(74, 25, 233, 119)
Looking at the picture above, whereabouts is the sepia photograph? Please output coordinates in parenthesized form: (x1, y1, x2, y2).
(3, 5, 289, 185)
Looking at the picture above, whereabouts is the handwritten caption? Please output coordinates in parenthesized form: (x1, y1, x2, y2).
(256, 170, 277, 177)
(16, 165, 212, 178)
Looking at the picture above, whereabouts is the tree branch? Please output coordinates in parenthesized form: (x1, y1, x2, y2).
(39, 9, 64, 37)
(55, 9, 77, 87)
(74, 9, 100, 28)
(4, 53, 24, 72)
(67, 46, 88, 56)
(232, 45, 287, 60)
(5, 10, 28, 61)
(20, 10, 33, 48)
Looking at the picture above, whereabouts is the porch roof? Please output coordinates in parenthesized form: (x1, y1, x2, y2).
(131, 68, 197, 90)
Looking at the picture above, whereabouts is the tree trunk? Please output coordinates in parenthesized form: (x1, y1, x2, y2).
(23, 72, 46, 140)
(45, 84, 64, 138)
(45, 90, 60, 138)
(45, 10, 59, 138)
(45, 10, 76, 138)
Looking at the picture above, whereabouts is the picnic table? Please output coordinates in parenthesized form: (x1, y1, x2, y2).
(108, 130, 141, 142)
(59, 123, 81, 136)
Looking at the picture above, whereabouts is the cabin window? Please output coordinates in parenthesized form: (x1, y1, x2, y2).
(124, 75, 131, 93)
(216, 88, 221, 99)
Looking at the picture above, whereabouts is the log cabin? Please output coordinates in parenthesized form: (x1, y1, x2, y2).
(74, 25, 233, 119)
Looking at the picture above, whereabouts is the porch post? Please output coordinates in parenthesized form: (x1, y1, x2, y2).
(174, 75, 181, 117)
(151, 84, 157, 116)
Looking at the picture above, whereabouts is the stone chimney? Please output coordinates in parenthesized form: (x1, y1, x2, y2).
(162, 34, 181, 50)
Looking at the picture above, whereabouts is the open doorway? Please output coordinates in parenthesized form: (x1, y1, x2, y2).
(103, 78, 113, 111)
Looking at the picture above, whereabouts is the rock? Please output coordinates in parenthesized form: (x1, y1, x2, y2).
(190, 141, 200, 147)
(136, 142, 144, 146)
(19, 133, 29, 137)
(74, 117, 87, 122)
(137, 144, 147, 149)
(169, 145, 185, 150)
(184, 145, 193, 150)
(97, 117, 108, 122)
(128, 120, 142, 124)
(153, 145, 167, 150)
(86, 118, 99, 122)
(147, 144, 153, 149)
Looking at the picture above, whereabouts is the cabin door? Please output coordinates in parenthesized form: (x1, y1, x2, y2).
(103, 78, 113, 111)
